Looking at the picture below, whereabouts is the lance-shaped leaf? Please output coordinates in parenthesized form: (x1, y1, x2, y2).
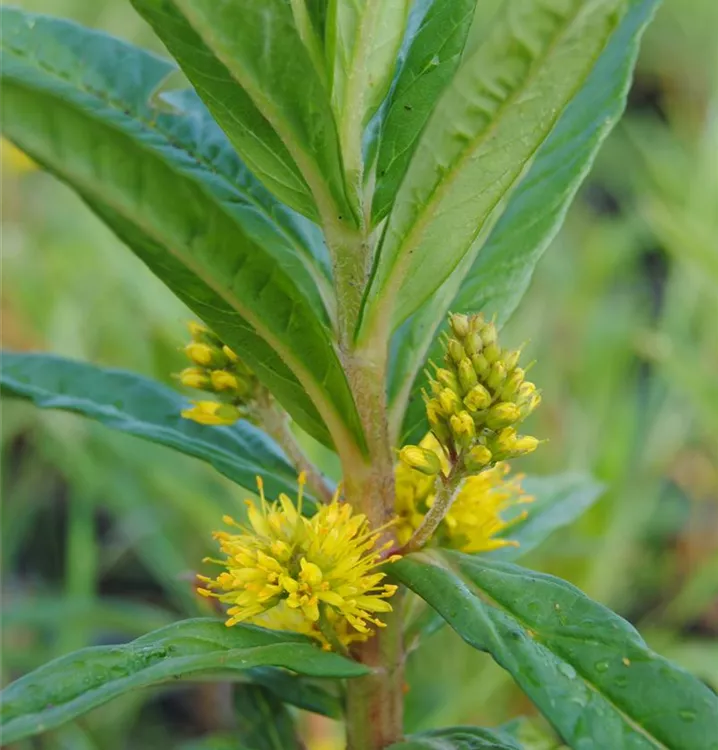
(394, 553, 718, 749)
(372, 0, 479, 223)
(0, 619, 367, 744)
(327, 0, 411, 192)
(1, 9, 366, 453)
(359, 0, 626, 344)
(0, 352, 308, 499)
(136, 0, 357, 227)
(389, 726, 521, 750)
(131, 0, 316, 220)
(389, 0, 659, 444)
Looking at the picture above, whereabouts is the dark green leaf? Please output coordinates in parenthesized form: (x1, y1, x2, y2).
(233, 683, 301, 750)
(389, 726, 521, 749)
(1, 8, 365, 452)
(492, 473, 605, 561)
(0, 352, 305, 498)
(137, 0, 357, 225)
(372, 0, 479, 222)
(0, 618, 367, 744)
(388, 0, 660, 444)
(394, 553, 718, 749)
(359, 0, 626, 343)
(131, 0, 317, 220)
(242, 666, 341, 719)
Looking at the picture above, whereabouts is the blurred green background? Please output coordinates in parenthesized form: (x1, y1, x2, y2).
(2, 0, 717, 748)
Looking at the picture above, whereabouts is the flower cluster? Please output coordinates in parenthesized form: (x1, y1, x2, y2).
(177, 322, 259, 426)
(396, 434, 532, 552)
(402, 313, 541, 474)
(198, 475, 399, 650)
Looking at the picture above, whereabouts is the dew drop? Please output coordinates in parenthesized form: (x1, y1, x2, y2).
(558, 663, 576, 679)
(594, 660, 610, 673)
(679, 709, 697, 723)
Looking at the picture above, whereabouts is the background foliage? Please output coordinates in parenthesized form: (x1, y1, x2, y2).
(2, 0, 717, 747)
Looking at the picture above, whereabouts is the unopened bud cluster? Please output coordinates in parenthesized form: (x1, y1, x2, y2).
(177, 322, 259, 426)
(402, 313, 541, 475)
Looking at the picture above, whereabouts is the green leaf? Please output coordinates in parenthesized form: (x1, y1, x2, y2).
(389, 726, 521, 749)
(390, 0, 659, 443)
(137, 0, 357, 226)
(131, 0, 317, 220)
(327, 0, 411, 192)
(242, 666, 341, 719)
(0, 618, 367, 744)
(0, 352, 306, 499)
(1, 8, 366, 453)
(359, 0, 627, 338)
(492, 473, 605, 561)
(394, 553, 718, 749)
(233, 683, 301, 750)
(372, 0, 479, 222)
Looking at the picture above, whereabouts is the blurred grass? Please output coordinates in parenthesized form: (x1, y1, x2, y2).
(2, 0, 717, 747)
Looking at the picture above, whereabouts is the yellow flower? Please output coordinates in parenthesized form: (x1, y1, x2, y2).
(395, 434, 532, 553)
(198, 475, 399, 650)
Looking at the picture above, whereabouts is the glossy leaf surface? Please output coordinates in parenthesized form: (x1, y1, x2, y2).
(1, 8, 365, 451)
(0, 619, 367, 744)
(390, 0, 659, 444)
(394, 553, 718, 749)
(389, 725, 521, 749)
(360, 0, 626, 342)
(0, 352, 302, 498)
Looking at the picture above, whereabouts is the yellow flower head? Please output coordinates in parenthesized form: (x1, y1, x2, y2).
(181, 400, 241, 426)
(395, 434, 532, 552)
(198, 475, 399, 650)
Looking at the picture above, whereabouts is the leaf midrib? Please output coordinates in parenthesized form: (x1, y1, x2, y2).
(429, 554, 669, 749)
(365, 1, 611, 337)
(4, 55, 363, 457)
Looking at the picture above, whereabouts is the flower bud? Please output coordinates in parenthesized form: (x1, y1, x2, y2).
(493, 427, 518, 455)
(487, 361, 507, 391)
(449, 313, 470, 339)
(480, 321, 497, 345)
(181, 401, 241, 426)
(503, 349, 521, 370)
(501, 368, 525, 400)
(465, 445, 492, 470)
(458, 358, 478, 393)
(511, 435, 539, 456)
(483, 342, 501, 364)
(464, 330, 483, 356)
(439, 388, 462, 416)
(399, 446, 442, 476)
(463, 383, 492, 412)
(436, 368, 460, 393)
(450, 411, 475, 449)
(184, 341, 226, 368)
(486, 402, 521, 429)
(471, 353, 490, 378)
(447, 339, 465, 364)
(179, 367, 211, 390)
(188, 321, 222, 347)
(519, 393, 541, 418)
(211, 370, 241, 392)
(222, 345, 239, 363)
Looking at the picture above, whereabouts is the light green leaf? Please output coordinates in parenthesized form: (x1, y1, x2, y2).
(492, 473, 605, 561)
(233, 683, 301, 750)
(140, 0, 357, 227)
(390, 0, 659, 443)
(1, 8, 366, 453)
(372, 0, 479, 222)
(359, 0, 626, 343)
(0, 352, 307, 499)
(389, 725, 521, 749)
(131, 0, 317, 220)
(327, 0, 411, 192)
(0, 619, 367, 744)
(394, 553, 718, 749)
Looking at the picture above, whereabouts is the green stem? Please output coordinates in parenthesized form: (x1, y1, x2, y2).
(402, 470, 464, 554)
